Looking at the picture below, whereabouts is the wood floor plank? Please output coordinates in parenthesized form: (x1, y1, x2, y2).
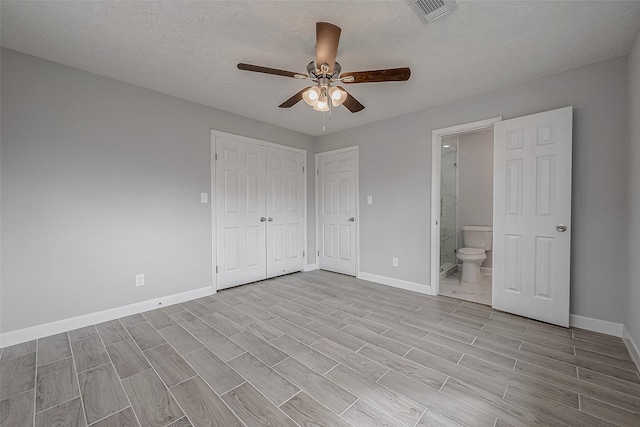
(378, 371, 496, 427)
(504, 383, 619, 427)
(326, 364, 425, 426)
(342, 399, 406, 427)
(106, 339, 150, 380)
(119, 314, 146, 327)
(162, 304, 186, 315)
(206, 301, 246, 321)
(68, 326, 98, 342)
(200, 312, 245, 336)
(221, 382, 298, 427)
(357, 344, 448, 391)
(0, 352, 36, 399)
(0, 340, 36, 361)
(280, 391, 352, 427)
(90, 407, 138, 427)
(35, 396, 85, 427)
(268, 317, 322, 345)
(71, 335, 110, 373)
(183, 347, 244, 394)
(303, 321, 366, 351)
(78, 363, 128, 424)
(579, 395, 640, 427)
(229, 330, 288, 366)
(95, 320, 130, 346)
(270, 335, 338, 375)
(143, 344, 196, 388)
(297, 308, 347, 330)
(311, 338, 389, 381)
(405, 348, 508, 397)
(227, 352, 299, 406)
(157, 324, 203, 355)
(424, 332, 515, 369)
(122, 369, 183, 427)
(416, 410, 463, 427)
(169, 311, 211, 334)
(332, 311, 390, 335)
(36, 357, 79, 413)
(38, 333, 71, 366)
(577, 367, 640, 397)
(366, 314, 429, 338)
(193, 328, 245, 361)
(234, 316, 283, 341)
(0, 390, 34, 427)
(340, 324, 411, 356)
(272, 357, 357, 415)
(574, 347, 640, 373)
(171, 376, 243, 427)
(180, 300, 213, 317)
(236, 302, 281, 323)
(142, 309, 177, 330)
(126, 322, 166, 351)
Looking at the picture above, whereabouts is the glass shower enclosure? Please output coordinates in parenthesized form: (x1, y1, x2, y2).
(440, 138, 458, 275)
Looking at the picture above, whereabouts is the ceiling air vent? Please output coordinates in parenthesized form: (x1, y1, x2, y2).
(412, 0, 457, 23)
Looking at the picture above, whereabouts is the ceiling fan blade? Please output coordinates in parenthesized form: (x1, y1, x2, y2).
(278, 88, 309, 108)
(337, 86, 365, 113)
(316, 22, 341, 73)
(341, 67, 411, 83)
(237, 63, 303, 78)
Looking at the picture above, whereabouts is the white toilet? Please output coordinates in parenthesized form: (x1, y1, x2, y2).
(457, 226, 493, 284)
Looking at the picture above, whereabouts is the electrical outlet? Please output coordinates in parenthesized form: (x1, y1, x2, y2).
(367, 195, 373, 204)
(392, 257, 399, 267)
(200, 193, 208, 203)
(135, 274, 144, 287)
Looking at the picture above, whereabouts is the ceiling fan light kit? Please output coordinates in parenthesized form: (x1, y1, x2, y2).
(237, 22, 410, 128)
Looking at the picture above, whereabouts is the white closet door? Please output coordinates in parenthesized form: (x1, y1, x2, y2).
(266, 147, 305, 277)
(317, 149, 357, 276)
(216, 137, 266, 290)
(493, 107, 572, 327)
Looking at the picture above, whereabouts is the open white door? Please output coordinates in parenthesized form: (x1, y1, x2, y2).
(216, 137, 267, 290)
(266, 147, 305, 277)
(317, 148, 357, 276)
(493, 106, 572, 327)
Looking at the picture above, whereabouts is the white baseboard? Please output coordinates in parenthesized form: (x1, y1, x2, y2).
(303, 263, 319, 272)
(480, 267, 493, 275)
(623, 325, 640, 373)
(357, 271, 431, 295)
(569, 314, 624, 337)
(0, 286, 214, 348)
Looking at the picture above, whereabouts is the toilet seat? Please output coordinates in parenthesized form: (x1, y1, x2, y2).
(458, 248, 485, 256)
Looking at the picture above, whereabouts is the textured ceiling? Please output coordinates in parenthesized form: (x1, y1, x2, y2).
(2, 1, 640, 136)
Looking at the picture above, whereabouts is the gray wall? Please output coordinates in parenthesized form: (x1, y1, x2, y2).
(457, 129, 494, 268)
(0, 48, 316, 333)
(626, 29, 640, 347)
(317, 56, 629, 323)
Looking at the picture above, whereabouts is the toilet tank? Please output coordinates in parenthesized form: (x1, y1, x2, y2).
(462, 226, 493, 250)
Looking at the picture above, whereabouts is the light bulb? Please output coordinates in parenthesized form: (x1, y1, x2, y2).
(328, 86, 347, 107)
(302, 87, 321, 106)
(313, 91, 330, 112)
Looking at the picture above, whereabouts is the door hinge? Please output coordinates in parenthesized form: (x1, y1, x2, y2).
(317, 250, 320, 256)
(302, 166, 305, 173)
(216, 266, 218, 273)
(303, 251, 305, 257)
(215, 153, 218, 161)
(317, 169, 319, 175)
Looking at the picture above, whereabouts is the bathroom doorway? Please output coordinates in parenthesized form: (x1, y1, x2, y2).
(430, 117, 502, 305)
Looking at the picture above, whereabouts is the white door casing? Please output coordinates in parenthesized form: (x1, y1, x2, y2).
(316, 148, 358, 276)
(215, 136, 267, 290)
(493, 106, 573, 327)
(266, 147, 305, 278)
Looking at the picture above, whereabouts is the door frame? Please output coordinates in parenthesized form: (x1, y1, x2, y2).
(315, 146, 360, 276)
(211, 130, 308, 291)
(430, 117, 502, 297)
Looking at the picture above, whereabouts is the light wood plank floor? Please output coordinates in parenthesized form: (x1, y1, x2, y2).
(1, 270, 639, 427)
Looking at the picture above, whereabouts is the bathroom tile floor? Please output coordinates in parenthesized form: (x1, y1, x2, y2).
(440, 270, 492, 306)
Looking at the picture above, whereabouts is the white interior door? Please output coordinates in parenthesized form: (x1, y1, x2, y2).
(317, 148, 357, 276)
(493, 106, 572, 327)
(266, 147, 305, 277)
(216, 137, 266, 290)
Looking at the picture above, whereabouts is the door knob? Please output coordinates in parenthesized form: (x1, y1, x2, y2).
(349, 217, 355, 222)
(268, 217, 273, 222)
(556, 224, 567, 232)
(260, 217, 266, 222)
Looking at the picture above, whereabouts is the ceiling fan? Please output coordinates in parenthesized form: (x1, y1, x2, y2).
(237, 22, 411, 113)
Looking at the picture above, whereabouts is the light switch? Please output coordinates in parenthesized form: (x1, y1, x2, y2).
(201, 193, 208, 203)
(367, 195, 373, 205)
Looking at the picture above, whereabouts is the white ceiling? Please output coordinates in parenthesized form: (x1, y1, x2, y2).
(2, 1, 640, 136)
